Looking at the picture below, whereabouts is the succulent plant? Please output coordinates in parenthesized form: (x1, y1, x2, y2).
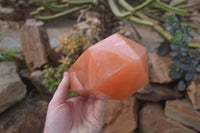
(159, 15, 200, 91)
(31, 0, 200, 41)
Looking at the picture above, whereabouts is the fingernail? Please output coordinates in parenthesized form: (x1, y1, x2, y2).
(63, 72, 68, 78)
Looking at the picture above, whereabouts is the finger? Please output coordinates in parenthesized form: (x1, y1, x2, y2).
(52, 72, 70, 104)
(93, 93, 108, 122)
(70, 72, 83, 92)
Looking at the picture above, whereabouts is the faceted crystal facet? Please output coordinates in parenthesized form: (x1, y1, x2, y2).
(69, 33, 149, 100)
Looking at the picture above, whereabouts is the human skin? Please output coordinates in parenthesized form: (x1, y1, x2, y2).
(43, 72, 108, 133)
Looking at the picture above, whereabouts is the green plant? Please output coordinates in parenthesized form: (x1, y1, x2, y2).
(43, 57, 73, 91)
(43, 33, 91, 97)
(43, 56, 79, 98)
(43, 65, 58, 92)
(0, 48, 24, 62)
(160, 15, 200, 91)
(31, 0, 200, 41)
(170, 31, 200, 91)
(58, 33, 92, 58)
(0, 32, 4, 42)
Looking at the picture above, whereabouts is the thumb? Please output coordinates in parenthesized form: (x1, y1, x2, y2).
(51, 72, 70, 104)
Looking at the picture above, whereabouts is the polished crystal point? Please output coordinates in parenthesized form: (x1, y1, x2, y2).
(69, 33, 149, 100)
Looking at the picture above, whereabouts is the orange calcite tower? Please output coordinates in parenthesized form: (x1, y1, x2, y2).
(69, 33, 149, 100)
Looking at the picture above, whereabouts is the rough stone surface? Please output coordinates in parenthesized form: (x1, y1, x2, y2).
(31, 70, 50, 94)
(72, 11, 100, 43)
(0, 6, 24, 20)
(165, 99, 200, 131)
(134, 26, 163, 53)
(101, 96, 138, 133)
(136, 83, 183, 102)
(0, 20, 22, 50)
(0, 95, 48, 133)
(190, 11, 200, 27)
(48, 47, 63, 67)
(139, 103, 197, 133)
(117, 24, 140, 42)
(187, 75, 200, 110)
(74, 18, 100, 42)
(190, 32, 200, 44)
(19, 69, 31, 79)
(0, 20, 21, 31)
(148, 52, 173, 83)
(21, 19, 51, 71)
(19, 69, 35, 91)
(0, 62, 27, 114)
(0, 7, 14, 19)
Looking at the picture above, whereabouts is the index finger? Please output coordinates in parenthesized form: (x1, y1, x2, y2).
(51, 72, 70, 104)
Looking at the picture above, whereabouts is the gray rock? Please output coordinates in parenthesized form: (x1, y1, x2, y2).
(148, 52, 174, 83)
(190, 32, 200, 45)
(0, 62, 27, 114)
(101, 96, 139, 133)
(136, 83, 183, 102)
(21, 19, 51, 71)
(31, 70, 50, 94)
(187, 74, 200, 110)
(0, 7, 14, 20)
(0, 95, 48, 133)
(0, 6, 24, 20)
(165, 99, 200, 131)
(139, 103, 197, 133)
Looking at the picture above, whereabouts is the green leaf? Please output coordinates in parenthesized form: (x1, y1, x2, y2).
(128, 16, 154, 27)
(174, 31, 183, 42)
(134, 0, 155, 11)
(166, 15, 181, 27)
(108, 0, 131, 18)
(154, 1, 187, 15)
(169, 51, 179, 57)
(192, 72, 198, 81)
(36, 5, 89, 21)
(0, 32, 4, 41)
(0, 48, 23, 62)
(189, 51, 198, 57)
(43, 2, 70, 12)
(196, 65, 200, 72)
(180, 51, 187, 56)
(191, 59, 199, 66)
(185, 72, 193, 81)
(171, 0, 187, 7)
(180, 47, 188, 52)
(170, 72, 182, 79)
(157, 41, 170, 56)
(30, 6, 46, 16)
(68, 92, 79, 99)
(174, 60, 182, 66)
(170, 44, 179, 50)
(166, 15, 182, 36)
(118, 0, 135, 12)
(180, 64, 189, 71)
(181, 22, 198, 29)
(142, 11, 166, 22)
(179, 0, 200, 9)
(153, 24, 172, 41)
(189, 43, 200, 48)
(176, 80, 186, 91)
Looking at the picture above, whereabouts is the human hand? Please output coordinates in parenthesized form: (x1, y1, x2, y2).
(43, 72, 108, 133)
